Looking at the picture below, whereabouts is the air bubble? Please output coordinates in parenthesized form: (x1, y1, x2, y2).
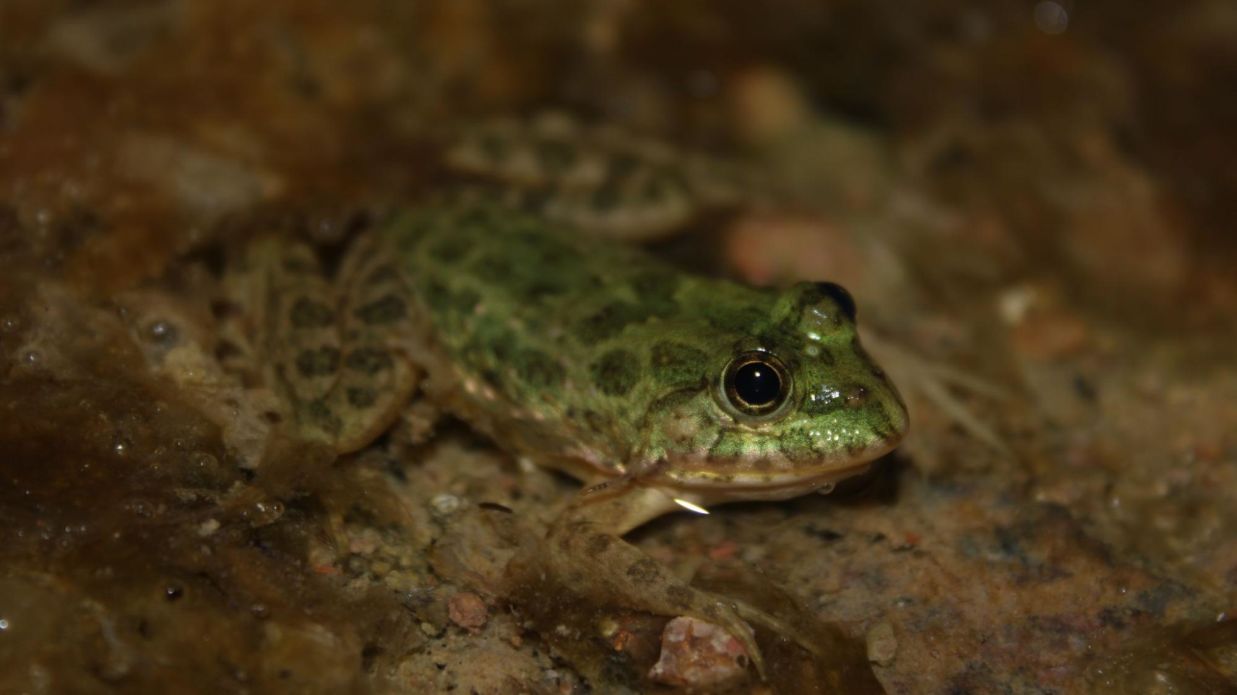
(431, 493, 461, 515)
(145, 319, 178, 344)
(189, 452, 218, 470)
(1033, 1, 1069, 35)
(249, 500, 284, 526)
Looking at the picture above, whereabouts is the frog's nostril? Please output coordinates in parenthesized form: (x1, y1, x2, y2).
(843, 385, 869, 409)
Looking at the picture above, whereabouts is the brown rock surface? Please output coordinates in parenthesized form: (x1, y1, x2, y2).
(1, 2, 1234, 693)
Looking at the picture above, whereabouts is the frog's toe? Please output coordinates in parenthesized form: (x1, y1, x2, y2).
(544, 523, 773, 678)
(678, 590, 825, 679)
(684, 593, 767, 678)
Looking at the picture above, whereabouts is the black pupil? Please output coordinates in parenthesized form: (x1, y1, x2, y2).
(733, 361, 782, 407)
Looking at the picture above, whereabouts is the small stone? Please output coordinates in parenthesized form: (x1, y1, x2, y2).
(448, 592, 488, 633)
(727, 65, 812, 145)
(648, 616, 749, 689)
(866, 621, 897, 665)
(430, 493, 461, 515)
(707, 539, 739, 561)
(724, 212, 864, 289)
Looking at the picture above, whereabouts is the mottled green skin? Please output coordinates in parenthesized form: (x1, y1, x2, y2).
(373, 201, 907, 499)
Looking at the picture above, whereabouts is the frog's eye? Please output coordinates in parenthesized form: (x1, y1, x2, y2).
(815, 282, 856, 322)
(723, 351, 791, 417)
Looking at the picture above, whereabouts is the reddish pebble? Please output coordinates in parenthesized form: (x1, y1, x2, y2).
(448, 592, 488, 632)
(723, 213, 863, 288)
(1010, 309, 1090, 361)
(648, 616, 750, 689)
(708, 539, 739, 561)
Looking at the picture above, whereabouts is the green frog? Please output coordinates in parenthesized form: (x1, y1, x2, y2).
(230, 118, 909, 677)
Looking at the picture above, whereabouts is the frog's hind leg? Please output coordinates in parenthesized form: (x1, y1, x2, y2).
(532, 478, 802, 680)
(327, 234, 422, 452)
(238, 236, 420, 454)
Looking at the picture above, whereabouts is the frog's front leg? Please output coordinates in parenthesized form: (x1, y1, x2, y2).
(538, 477, 788, 679)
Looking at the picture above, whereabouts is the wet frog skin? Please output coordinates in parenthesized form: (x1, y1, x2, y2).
(246, 197, 909, 676)
(277, 201, 907, 505)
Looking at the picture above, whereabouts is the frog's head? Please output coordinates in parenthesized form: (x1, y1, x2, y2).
(641, 282, 908, 502)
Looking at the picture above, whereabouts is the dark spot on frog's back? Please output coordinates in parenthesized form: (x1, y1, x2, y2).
(455, 203, 503, 228)
(528, 239, 587, 286)
(305, 399, 341, 432)
(448, 287, 480, 315)
(645, 381, 706, 415)
(581, 409, 609, 433)
(346, 386, 377, 408)
(630, 268, 680, 317)
(649, 340, 707, 386)
(593, 182, 628, 213)
(280, 256, 317, 275)
(607, 153, 641, 181)
(534, 138, 577, 172)
(391, 213, 438, 252)
(345, 347, 394, 375)
(513, 348, 564, 388)
(363, 264, 400, 286)
(512, 188, 553, 217)
(575, 301, 644, 342)
(296, 346, 340, 377)
(515, 276, 570, 302)
(476, 365, 503, 390)
(428, 235, 473, 264)
(469, 251, 514, 285)
(590, 348, 641, 397)
(705, 303, 767, 333)
(289, 297, 335, 328)
(478, 133, 508, 162)
(354, 294, 406, 325)
(422, 279, 451, 311)
(420, 279, 479, 317)
(641, 170, 687, 204)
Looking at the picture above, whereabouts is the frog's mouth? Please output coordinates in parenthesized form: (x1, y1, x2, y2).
(657, 434, 903, 502)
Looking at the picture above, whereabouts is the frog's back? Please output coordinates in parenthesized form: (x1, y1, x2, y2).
(375, 201, 768, 480)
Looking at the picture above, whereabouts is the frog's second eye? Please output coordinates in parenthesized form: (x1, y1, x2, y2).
(815, 281, 856, 322)
(723, 352, 791, 417)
